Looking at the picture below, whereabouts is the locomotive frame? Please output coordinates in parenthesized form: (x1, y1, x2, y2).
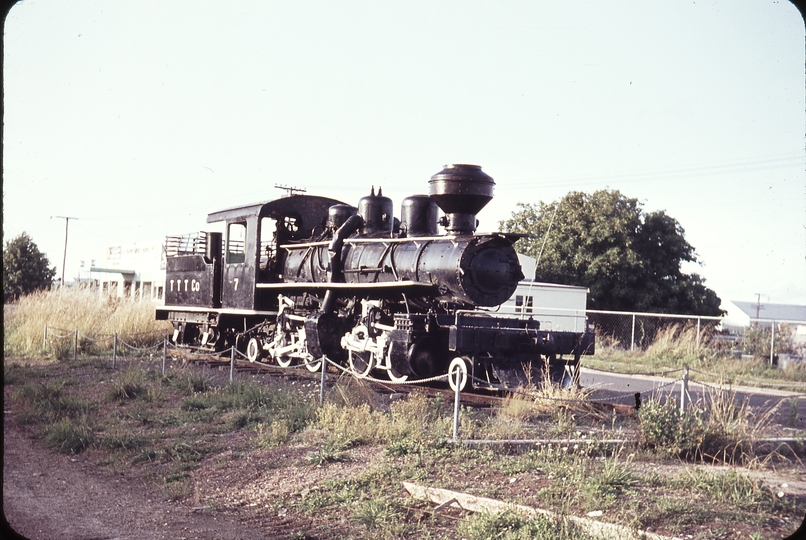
(156, 165, 594, 391)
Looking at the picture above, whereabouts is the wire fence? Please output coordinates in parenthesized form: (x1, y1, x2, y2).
(40, 323, 806, 446)
(511, 306, 806, 365)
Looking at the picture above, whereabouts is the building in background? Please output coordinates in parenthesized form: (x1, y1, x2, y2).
(497, 255, 589, 332)
(78, 242, 165, 302)
(720, 300, 806, 330)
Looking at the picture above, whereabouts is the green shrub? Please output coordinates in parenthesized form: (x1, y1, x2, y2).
(742, 324, 796, 358)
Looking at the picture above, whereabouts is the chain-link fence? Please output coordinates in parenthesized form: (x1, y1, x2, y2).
(511, 306, 806, 363)
(586, 310, 722, 351)
(584, 309, 806, 363)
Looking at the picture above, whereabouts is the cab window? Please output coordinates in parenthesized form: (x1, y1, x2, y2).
(227, 222, 247, 264)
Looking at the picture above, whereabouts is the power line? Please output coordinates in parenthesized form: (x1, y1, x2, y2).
(505, 153, 805, 189)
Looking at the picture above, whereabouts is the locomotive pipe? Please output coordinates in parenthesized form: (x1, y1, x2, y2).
(322, 213, 364, 314)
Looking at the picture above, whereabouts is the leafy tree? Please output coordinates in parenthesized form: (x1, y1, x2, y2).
(500, 189, 722, 316)
(3, 232, 56, 302)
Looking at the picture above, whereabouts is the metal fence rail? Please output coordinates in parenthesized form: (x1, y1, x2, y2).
(497, 305, 806, 363)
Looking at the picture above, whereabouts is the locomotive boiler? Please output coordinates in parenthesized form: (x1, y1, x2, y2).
(156, 164, 594, 391)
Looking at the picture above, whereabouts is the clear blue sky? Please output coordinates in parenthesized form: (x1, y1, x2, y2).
(4, 0, 805, 307)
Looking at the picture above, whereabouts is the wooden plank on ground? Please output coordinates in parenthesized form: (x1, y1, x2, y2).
(401, 481, 681, 540)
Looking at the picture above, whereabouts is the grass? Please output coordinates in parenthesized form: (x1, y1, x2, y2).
(458, 511, 598, 540)
(4, 290, 805, 538)
(4, 288, 172, 360)
(5, 352, 804, 538)
(590, 324, 806, 387)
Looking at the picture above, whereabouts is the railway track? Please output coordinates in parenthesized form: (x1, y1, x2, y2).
(166, 347, 633, 414)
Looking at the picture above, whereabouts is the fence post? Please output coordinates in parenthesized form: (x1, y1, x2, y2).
(112, 333, 118, 369)
(680, 365, 689, 415)
(630, 314, 636, 352)
(73, 328, 79, 362)
(43, 324, 48, 350)
(229, 346, 235, 384)
(770, 321, 776, 366)
(162, 338, 167, 375)
(696, 317, 701, 349)
(320, 356, 327, 404)
(452, 366, 462, 441)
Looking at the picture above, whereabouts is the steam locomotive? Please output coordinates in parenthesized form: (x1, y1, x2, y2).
(156, 164, 594, 391)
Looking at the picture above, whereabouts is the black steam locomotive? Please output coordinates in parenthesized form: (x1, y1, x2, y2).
(156, 164, 594, 391)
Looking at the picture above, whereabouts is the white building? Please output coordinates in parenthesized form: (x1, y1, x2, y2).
(720, 299, 806, 353)
(81, 242, 165, 302)
(496, 254, 589, 332)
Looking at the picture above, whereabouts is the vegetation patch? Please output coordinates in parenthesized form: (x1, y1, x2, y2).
(4, 305, 805, 539)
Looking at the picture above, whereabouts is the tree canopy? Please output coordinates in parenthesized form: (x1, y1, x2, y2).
(3, 232, 56, 302)
(500, 189, 723, 316)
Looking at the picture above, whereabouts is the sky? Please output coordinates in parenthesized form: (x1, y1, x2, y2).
(4, 0, 805, 308)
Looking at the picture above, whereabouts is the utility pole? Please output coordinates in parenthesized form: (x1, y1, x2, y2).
(52, 216, 78, 288)
(754, 293, 765, 326)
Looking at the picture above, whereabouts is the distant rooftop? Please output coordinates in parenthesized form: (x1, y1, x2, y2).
(731, 301, 806, 322)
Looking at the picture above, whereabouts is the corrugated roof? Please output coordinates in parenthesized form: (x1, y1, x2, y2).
(731, 301, 806, 322)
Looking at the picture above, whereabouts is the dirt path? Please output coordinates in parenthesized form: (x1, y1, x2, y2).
(2, 423, 286, 540)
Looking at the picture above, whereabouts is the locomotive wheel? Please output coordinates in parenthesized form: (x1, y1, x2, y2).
(304, 356, 322, 372)
(276, 355, 294, 368)
(246, 338, 262, 363)
(387, 366, 409, 384)
(349, 350, 374, 378)
(448, 357, 470, 392)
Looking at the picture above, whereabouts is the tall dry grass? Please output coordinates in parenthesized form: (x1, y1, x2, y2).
(642, 324, 719, 368)
(4, 288, 172, 359)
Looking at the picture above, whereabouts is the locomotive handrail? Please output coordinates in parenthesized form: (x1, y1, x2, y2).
(256, 281, 434, 289)
(280, 233, 518, 250)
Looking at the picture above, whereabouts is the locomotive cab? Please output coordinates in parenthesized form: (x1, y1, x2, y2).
(205, 195, 345, 311)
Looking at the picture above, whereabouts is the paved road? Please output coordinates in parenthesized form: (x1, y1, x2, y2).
(579, 367, 806, 432)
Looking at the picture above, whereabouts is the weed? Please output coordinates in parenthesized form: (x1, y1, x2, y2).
(44, 419, 95, 454)
(163, 441, 204, 464)
(3, 362, 40, 385)
(181, 395, 210, 411)
(13, 379, 94, 424)
(167, 368, 213, 395)
(351, 498, 405, 535)
(105, 368, 149, 401)
(132, 449, 158, 464)
(306, 437, 352, 467)
(254, 420, 291, 448)
(583, 456, 636, 500)
(676, 468, 786, 513)
(101, 429, 147, 451)
(788, 397, 800, 428)
(458, 510, 597, 540)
